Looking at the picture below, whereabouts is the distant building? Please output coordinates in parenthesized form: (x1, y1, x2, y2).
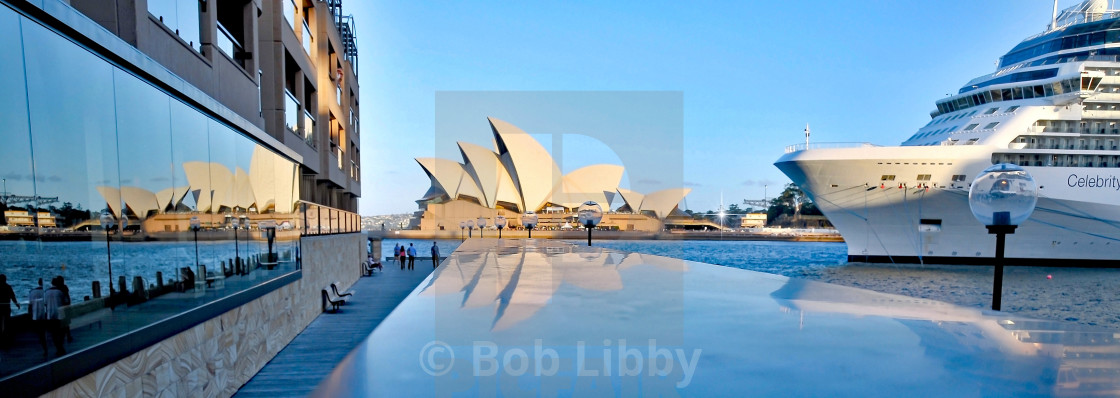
(740, 213, 767, 228)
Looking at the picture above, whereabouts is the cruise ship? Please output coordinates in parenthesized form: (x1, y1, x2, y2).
(775, 0, 1120, 266)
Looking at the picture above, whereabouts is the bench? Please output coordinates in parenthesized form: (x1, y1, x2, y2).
(322, 288, 348, 312)
(363, 261, 382, 276)
(331, 281, 354, 299)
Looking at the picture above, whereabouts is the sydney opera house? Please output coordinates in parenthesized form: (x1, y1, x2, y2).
(414, 117, 690, 231)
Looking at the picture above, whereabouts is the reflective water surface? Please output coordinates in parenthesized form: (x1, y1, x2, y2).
(315, 239, 1120, 397)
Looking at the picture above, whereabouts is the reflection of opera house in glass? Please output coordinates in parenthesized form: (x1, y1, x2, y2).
(415, 117, 691, 231)
(92, 147, 301, 239)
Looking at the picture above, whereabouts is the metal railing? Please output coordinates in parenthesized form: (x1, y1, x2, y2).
(784, 142, 879, 153)
(300, 201, 361, 235)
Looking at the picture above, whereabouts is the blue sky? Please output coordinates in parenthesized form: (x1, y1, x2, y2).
(352, 0, 1070, 216)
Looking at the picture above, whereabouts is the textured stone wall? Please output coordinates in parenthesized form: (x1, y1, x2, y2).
(41, 233, 364, 398)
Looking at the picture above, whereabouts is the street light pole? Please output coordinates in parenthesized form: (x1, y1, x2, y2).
(968, 164, 1037, 311)
(577, 201, 603, 246)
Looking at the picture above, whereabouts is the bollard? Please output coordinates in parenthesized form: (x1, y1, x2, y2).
(92, 281, 101, 298)
(132, 276, 146, 299)
(156, 271, 164, 288)
(118, 275, 128, 294)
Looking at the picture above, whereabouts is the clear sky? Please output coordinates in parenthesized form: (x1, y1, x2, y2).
(351, 0, 1075, 216)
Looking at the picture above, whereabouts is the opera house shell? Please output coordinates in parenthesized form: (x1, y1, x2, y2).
(95, 146, 299, 232)
(414, 117, 690, 230)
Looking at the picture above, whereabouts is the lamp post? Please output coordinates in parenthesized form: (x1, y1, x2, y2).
(968, 163, 1037, 311)
(577, 201, 603, 246)
(230, 214, 240, 266)
(459, 221, 466, 242)
(99, 211, 116, 296)
(495, 215, 507, 239)
(189, 216, 201, 271)
(259, 220, 277, 264)
(477, 217, 487, 239)
(466, 220, 474, 238)
(522, 211, 538, 239)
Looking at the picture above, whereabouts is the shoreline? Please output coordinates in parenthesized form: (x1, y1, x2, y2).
(797, 262, 1120, 330)
(369, 229, 845, 242)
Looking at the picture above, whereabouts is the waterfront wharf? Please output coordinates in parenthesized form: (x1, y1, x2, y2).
(233, 264, 435, 397)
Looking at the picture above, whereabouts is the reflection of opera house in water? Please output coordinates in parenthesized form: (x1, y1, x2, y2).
(322, 239, 1120, 396)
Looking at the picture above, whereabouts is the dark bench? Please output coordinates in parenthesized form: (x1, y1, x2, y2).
(322, 288, 348, 312)
(331, 281, 354, 299)
(363, 261, 382, 276)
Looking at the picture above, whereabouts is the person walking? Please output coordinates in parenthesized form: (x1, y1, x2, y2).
(398, 245, 407, 269)
(44, 277, 68, 355)
(29, 278, 46, 355)
(393, 243, 401, 268)
(407, 243, 417, 270)
(59, 276, 73, 342)
(0, 274, 19, 346)
(431, 242, 441, 268)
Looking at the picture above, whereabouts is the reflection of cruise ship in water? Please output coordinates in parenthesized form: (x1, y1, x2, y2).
(776, 0, 1120, 265)
(770, 279, 1120, 396)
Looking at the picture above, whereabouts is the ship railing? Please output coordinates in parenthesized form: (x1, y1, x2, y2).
(785, 142, 879, 153)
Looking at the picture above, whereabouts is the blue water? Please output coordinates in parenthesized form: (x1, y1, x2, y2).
(379, 239, 847, 278)
(580, 240, 848, 277)
(0, 239, 299, 307)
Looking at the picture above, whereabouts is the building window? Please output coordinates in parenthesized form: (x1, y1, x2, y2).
(148, 0, 202, 53)
(917, 174, 932, 181)
(303, 109, 316, 148)
(984, 122, 1000, 129)
(302, 19, 313, 56)
(984, 107, 999, 114)
(880, 175, 896, 181)
(964, 124, 979, 131)
(1006, 105, 1019, 113)
(284, 90, 300, 134)
(283, 0, 296, 30)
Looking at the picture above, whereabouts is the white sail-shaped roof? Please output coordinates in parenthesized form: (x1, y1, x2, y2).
(549, 164, 623, 209)
(489, 117, 562, 213)
(183, 161, 213, 212)
(616, 188, 645, 212)
(416, 157, 484, 203)
(96, 186, 124, 218)
(640, 188, 691, 218)
(120, 187, 160, 219)
(458, 142, 523, 211)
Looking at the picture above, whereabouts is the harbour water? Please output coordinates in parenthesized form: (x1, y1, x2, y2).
(0, 239, 300, 311)
(380, 239, 848, 277)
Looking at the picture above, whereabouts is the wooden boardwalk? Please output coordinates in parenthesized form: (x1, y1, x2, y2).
(233, 263, 434, 397)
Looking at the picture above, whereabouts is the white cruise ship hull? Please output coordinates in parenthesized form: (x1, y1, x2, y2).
(776, 145, 1120, 266)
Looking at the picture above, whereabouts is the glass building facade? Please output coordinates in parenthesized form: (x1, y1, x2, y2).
(0, 1, 358, 384)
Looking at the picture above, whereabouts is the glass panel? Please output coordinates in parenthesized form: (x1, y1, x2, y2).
(177, 0, 201, 52)
(283, 0, 296, 30)
(216, 22, 242, 60)
(0, 6, 36, 317)
(284, 90, 300, 134)
(302, 19, 312, 56)
(24, 19, 120, 300)
(303, 109, 316, 148)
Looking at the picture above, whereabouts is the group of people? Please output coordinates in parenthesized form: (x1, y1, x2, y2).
(0, 273, 74, 356)
(392, 242, 441, 270)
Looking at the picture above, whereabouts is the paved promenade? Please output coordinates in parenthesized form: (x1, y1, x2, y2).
(233, 263, 435, 397)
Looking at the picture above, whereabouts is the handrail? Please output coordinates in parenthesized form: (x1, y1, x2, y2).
(299, 201, 361, 235)
(784, 142, 879, 153)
